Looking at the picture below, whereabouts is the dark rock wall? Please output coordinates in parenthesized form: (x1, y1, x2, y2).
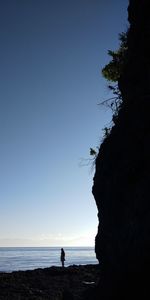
(92, 0, 150, 298)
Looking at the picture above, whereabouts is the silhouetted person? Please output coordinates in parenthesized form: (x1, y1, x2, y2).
(60, 248, 65, 267)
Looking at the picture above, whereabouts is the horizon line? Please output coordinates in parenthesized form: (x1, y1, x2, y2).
(0, 245, 95, 248)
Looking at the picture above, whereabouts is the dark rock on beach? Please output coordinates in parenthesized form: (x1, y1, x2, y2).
(0, 264, 99, 300)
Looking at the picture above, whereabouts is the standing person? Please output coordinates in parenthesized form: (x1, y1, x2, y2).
(60, 248, 65, 267)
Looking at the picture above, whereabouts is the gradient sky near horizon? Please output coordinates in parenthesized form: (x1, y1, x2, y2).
(0, 0, 128, 247)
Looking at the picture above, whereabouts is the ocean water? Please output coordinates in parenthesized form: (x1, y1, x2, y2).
(0, 247, 98, 272)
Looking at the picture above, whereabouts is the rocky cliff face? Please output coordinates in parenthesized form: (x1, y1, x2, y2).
(92, 0, 150, 298)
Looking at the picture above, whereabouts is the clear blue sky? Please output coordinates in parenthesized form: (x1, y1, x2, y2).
(0, 0, 128, 247)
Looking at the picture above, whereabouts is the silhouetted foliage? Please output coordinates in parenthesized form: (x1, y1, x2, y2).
(79, 147, 98, 173)
(90, 32, 128, 162)
(102, 31, 128, 82)
(90, 148, 97, 156)
(99, 31, 128, 138)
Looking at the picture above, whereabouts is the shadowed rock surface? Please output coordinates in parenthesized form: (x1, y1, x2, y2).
(0, 265, 99, 300)
(92, 0, 150, 298)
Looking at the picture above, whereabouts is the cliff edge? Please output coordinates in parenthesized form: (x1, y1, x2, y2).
(92, 0, 150, 298)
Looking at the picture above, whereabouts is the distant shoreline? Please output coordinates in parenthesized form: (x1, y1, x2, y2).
(0, 246, 95, 248)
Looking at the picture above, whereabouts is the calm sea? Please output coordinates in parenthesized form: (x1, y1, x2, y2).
(0, 247, 98, 272)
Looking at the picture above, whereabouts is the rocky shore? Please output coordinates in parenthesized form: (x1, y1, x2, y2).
(0, 264, 100, 300)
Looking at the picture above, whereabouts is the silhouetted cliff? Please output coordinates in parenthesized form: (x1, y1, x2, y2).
(92, 0, 150, 298)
